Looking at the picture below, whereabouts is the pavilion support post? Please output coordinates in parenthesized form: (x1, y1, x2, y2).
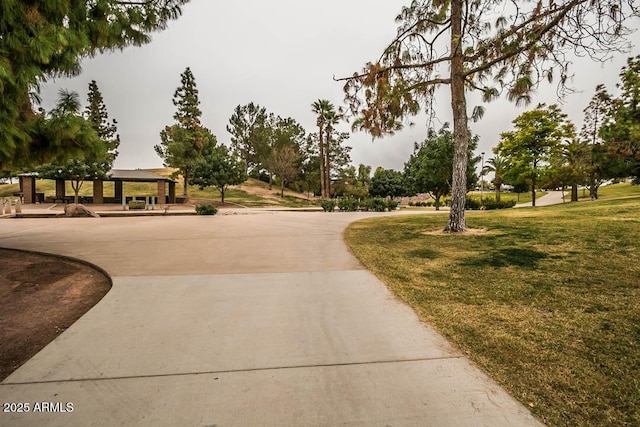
(168, 181, 176, 204)
(22, 176, 36, 204)
(157, 180, 166, 206)
(55, 179, 66, 200)
(93, 179, 104, 204)
(114, 181, 123, 203)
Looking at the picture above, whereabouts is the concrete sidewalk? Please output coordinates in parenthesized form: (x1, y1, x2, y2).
(515, 191, 567, 208)
(0, 212, 543, 426)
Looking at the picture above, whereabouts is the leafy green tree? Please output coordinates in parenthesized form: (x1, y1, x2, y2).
(483, 155, 509, 202)
(342, 0, 638, 231)
(369, 167, 408, 199)
(405, 124, 478, 210)
(264, 115, 306, 190)
(36, 90, 108, 204)
(496, 104, 574, 206)
(155, 67, 216, 197)
(600, 56, 640, 184)
(190, 145, 247, 203)
(227, 103, 268, 174)
(0, 0, 186, 171)
(85, 80, 119, 167)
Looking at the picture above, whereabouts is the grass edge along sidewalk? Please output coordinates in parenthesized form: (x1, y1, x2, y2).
(344, 189, 640, 427)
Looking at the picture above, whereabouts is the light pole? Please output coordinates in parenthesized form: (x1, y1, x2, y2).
(480, 152, 485, 203)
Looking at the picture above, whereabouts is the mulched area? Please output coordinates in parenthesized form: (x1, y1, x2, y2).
(0, 248, 111, 381)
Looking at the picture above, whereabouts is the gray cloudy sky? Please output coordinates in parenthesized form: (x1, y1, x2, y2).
(39, 0, 639, 172)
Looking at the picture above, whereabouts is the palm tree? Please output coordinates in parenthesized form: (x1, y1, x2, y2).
(483, 155, 509, 202)
(311, 99, 335, 198)
(53, 89, 81, 115)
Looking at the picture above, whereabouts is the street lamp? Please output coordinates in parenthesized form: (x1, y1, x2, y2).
(480, 152, 485, 203)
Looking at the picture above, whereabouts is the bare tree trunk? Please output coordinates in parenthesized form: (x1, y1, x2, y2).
(531, 174, 537, 207)
(318, 126, 326, 198)
(571, 183, 578, 202)
(445, 0, 468, 233)
(325, 131, 331, 198)
(495, 183, 501, 202)
(183, 168, 190, 197)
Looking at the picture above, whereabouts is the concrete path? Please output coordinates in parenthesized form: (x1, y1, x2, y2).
(515, 191, 567, 208)
(0, 212, 543, 426)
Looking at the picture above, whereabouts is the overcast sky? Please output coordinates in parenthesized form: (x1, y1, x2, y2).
(39, 0, 639, 173)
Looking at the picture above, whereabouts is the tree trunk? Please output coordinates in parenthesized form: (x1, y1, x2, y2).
(268, 172, 272, 190)
(318, 126, 326, 199)
(325, 131, 331, 199)
(72, 180, 82, 205)
(281, 181, 285, 198)
(589, 172, 599, 199)
(445, 0, 468, 232)
(531, 174, 536, 207)
(495, 183, 501, 202)
(220, 187, 225, 204)
(183, 168, 190, 197)
(571, 183, 578, 202)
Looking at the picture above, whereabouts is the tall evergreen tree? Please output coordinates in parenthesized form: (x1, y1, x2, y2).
(0, 0, 187, 171)
(227, 103, 268, 174)
(85, 81, 119, 167)
(155, 67, 216, 197)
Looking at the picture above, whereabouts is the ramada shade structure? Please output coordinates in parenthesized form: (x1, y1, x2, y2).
(18, 169, 177, 204)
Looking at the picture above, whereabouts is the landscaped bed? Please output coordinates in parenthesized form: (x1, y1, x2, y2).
(0, 249, 111, 381)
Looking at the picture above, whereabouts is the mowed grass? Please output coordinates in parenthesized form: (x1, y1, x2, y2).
(344, 189, 640, 426)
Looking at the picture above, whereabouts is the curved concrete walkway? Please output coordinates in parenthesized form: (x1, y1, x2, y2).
(515, 191, 567, 208)
(0, 212, 543, 426)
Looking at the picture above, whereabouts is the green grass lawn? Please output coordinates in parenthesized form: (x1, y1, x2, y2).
(344, 194, 640, 426)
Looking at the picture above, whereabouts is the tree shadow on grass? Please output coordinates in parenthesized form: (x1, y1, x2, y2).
(461, 247, 551, 268)
(408, 248, 440, 259)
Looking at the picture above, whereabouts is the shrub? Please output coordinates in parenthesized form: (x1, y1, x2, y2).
(426, 201, 433, 207)
(128, 200, 146, 210)
(195, 204, 218, 215)
(320, 199, 336, 212)
(408, 201, 414, 207)
(387, 199, 398, 211)
(482, 199, 517, 210)
(365, 197, 387, 212)
(465, 197, 482, 210)
(337, 197, 359, 212)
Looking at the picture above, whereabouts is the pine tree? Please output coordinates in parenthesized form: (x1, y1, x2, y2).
(85, 81, 119, 168)
(342, 0, 639, 231)
(155, 67, 216, 197)
(0, 0, 186, 171)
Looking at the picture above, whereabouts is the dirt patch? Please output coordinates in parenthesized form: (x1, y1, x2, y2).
(0, 249, 111, 381)
(421, 228, 489, 236)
